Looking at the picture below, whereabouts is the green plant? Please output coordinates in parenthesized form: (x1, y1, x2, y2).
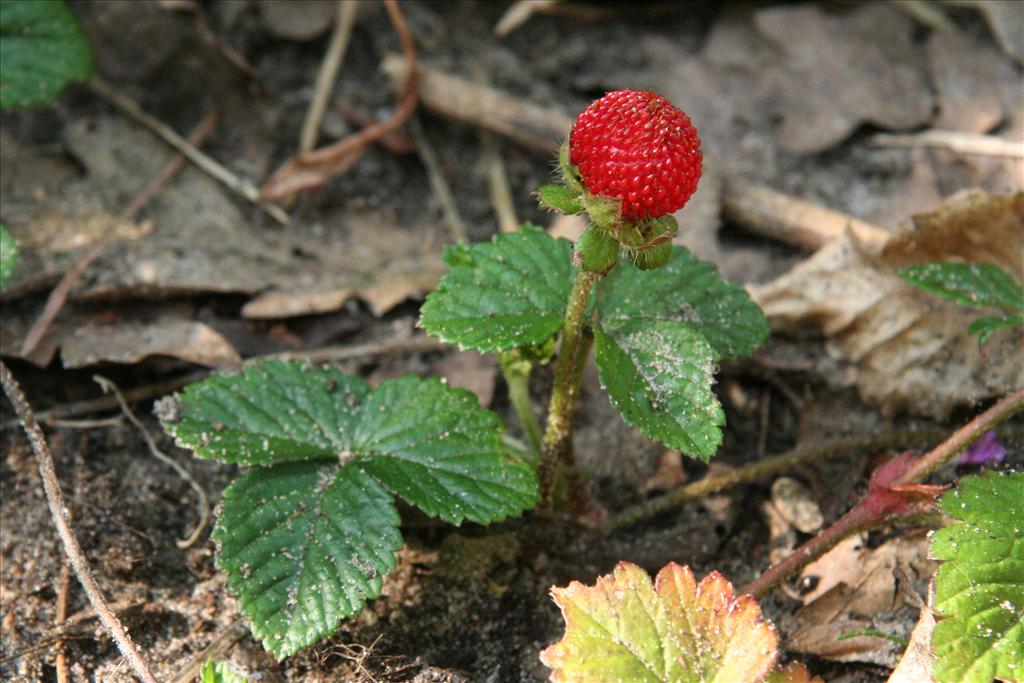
(899, 261, 1024, 345)
(0, 224, 17, 288)
(930, 470, 1023, 683)
(161, 90, 768, 660)
(201, 660, 250, 683)
(0, 0, 93, 109)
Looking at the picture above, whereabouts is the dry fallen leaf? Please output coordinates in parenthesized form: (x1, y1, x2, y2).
(770, 477, 823, 534)
(259, 0, 337, 41)
(753, 3, 933, 154)
(61, 319, 240, 369)
(887, 599, 937, 683)
(750, 190, 1024, 418)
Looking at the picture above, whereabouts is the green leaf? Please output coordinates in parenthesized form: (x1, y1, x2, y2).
(0, 224, 17, 288)
(594, 319, 723, 460)
(900, 262, 1024, 314)
(161, 361, 539, 659)
(215, 461, 402, 660)
(161, 360, 370, 466)
(201, 661, 251, 683)
(161, 361, 538, 522)
(930, 471, 1024, 683)
(968, 314, 1024, 346)
(541, 561, 819, 683)
(353, 375, 539, 524)
(537, 184, 583, 214)
(0, 0, 93, 109)
(419, 225, 575, 351)
(599, 246, 769, 360)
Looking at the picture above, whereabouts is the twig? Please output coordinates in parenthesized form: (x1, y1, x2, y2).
(722, 176, 891, 252)
(261, 0, 418, 200)
(0, 361, 160, 683)
(18, 111, 222, 358)
(300, 0, 358, 154)
(741, 389, 1024, 599)
(494, 0, 560, 37)
(607, 427, 951, 532)
(54, 560, 72, 683)
(167, 622, 248, 683)
(94, 375, 210, 549)
(482, 132, 520, 232)
(408, 114, 468, 243)
(870, 130, 1024, 159)
(88, 75, 288, 225)
(380, 54, 571, 153)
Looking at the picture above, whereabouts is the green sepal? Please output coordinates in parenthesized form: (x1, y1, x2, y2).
(537, 184, 583, 214)
(575, 225, 620, 273)
(627, 242, 673, 270)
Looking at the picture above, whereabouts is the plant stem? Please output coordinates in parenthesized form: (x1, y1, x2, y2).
(0, 361, 160, 683)
(741, 388, 1024, 600)
(539, 267, 600, 508)
(500, 354, 543, 458)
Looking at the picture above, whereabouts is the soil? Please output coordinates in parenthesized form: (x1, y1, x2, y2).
(1, 1, 1022, 682)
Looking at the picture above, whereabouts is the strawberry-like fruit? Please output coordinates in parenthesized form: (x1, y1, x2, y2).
(569, 89, 701, 222)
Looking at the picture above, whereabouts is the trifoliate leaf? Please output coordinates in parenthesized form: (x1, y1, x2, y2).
(930, 471, 1024, 683)
(0, 224, 17, 288)
(900, 262, 1024, 314)
(599, 246, 769, 360)
(537, 184, 583, 214)
(160, 361, 538, 522)
(541, 561, 820, 683)
(201, 661, 251, 683)
(595, 319, 723, 460)
(419, 225, 575, 351)
(968, 314, 1024, 346)
(160, 361, 539, 659)
(215, 461, 402, 660)
(0, 0, 93, 109)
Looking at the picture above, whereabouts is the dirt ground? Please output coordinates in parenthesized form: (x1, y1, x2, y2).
(1, 1, 1023, 681)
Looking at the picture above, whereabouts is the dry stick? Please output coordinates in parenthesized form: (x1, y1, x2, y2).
(1, 336, 447, 431)
(381, 54, 572, 153)
(408, 114, 468, 243)
(260, 0, 418, 200)
(607, 427, 952, 532)
(722, 176, 891, 252)
(54, 555, 72, 683)
(482, 131, 520, 233)
(741, 389, 1024, 600)
(299, 0, 358, 154)
(0, 361, 160, 683)
(870, 130, 1024, 159)
(88, 75, 288, 225)
(94, 375, 210, 549)
(19, 110, 222, 358)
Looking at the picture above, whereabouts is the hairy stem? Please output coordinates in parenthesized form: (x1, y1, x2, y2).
(540, 268, 600, 508)
(0, 361, 160, 683)
(742, 388, 1024, 600)
(499, 354, 543, 458)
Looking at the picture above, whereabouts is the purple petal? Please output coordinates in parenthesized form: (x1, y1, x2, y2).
(957, 430, 1006, 466)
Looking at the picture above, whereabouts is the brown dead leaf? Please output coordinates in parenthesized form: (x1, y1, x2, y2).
(887, 600, 937, 683)
(972, 0, 1024, 64)
(750, 190, 1024, 418)
(761, 499, 797, 567)
(788, 532, 935, 665)
(431, 351, 496, 408)
(753, 3, 933, 154)
(771, 477, 823, 534)
(61, 319, 240, 369)
(928, 30, 1005, 134)
(641, 450, 687, 494)
(259, 0, 337, 41)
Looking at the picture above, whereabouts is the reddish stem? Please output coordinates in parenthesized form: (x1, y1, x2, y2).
(742, 388, 1024, 600)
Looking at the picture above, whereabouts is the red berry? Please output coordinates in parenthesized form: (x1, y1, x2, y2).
(569, 89, 702, 222)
